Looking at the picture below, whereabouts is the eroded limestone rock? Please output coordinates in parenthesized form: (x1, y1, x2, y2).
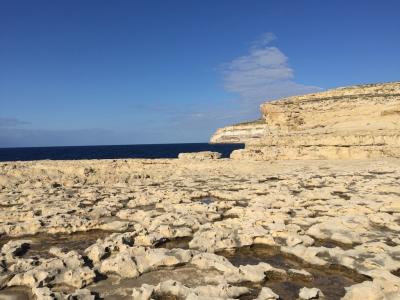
(212, 81, 400, 160)
(1, 158, 400, 299)
(178, 151, 222, 160)
(256, 287, 279, 300)
(342, 281, 385, 300)
(131, 280, 249, 300)
(299, 287, 324, 299)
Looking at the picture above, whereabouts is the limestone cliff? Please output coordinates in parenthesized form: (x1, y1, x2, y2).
(213, 81, 400, 160)
(210, 121, 268, 143)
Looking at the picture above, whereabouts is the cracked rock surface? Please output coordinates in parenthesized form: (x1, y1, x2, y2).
(0, 158, 399, 299)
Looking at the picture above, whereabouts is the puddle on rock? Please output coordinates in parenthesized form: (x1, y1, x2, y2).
(392, 269, 400, 277)
(258, 176, 283, 183)
(195, 196, 248, 209)
(331, 191, 352, 200)
(313, 238, 355, 250)
(155, 237, 192, 249)
(264, 270, 361, 300)
(218, 245, 296, 270)
(219, 245, 369, 300)
(198, 197, 214, 205)
(132, 203, 157, 211)
(219, 214, 240, 221)
(235, 200, 249, 208)
(0, 230, 112, 257)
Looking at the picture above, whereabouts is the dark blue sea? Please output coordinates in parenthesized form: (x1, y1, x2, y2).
(0, 143, 244, 162)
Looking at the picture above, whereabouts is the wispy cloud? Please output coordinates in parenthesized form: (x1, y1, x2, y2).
(180, 33, 322, 133)
(0, 117, 31, 127)
(251, 32, 277, 48)
(157, 33, 323, 140)
(222, 32, 321, 104)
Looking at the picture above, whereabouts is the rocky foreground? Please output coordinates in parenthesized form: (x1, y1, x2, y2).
(0, 158, 400, 299)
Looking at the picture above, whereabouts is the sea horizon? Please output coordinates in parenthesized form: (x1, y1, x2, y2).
(0, 141, 227, 150)
(0, 142, 244, 162)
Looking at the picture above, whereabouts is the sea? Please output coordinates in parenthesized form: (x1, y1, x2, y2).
(0, 143, 244, 162)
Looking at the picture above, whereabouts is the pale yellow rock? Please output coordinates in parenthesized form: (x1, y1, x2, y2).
(342, 281, 385, 300)
(299, 287, 324, 299)
(256, 287, 279, 300)
(178, 151, 221, 160)
(100, 252, 139, 278)
(212, 81, 400, 160)
(1, 158, 400, 299)
(210, 122, 268, 143)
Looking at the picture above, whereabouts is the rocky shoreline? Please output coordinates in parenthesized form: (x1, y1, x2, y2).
(1, 157, 400, 299)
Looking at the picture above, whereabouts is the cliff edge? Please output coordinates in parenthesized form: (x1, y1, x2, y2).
(211, 81, 400, 160)
(210, 120, 268, 144)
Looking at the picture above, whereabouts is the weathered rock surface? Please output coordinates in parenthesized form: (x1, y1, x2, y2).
(299, 287, 324, 299)
(1, 158, 400, 299)
(256, 287, 279, 300)
(131, 280, 249, 300)
(210, 121, 268, 144)
(212, 81, 400, 159)
(178, 151, 222, 160)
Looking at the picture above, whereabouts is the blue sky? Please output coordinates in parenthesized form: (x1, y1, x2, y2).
(1, 0, 399, 147)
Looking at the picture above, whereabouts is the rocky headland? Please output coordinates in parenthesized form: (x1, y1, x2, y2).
(212, 81, 400, 160)
(0, 81, 400, 300)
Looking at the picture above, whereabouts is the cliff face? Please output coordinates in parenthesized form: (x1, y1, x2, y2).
(212, 81, 400, 160)
(210, 121, 268, 144)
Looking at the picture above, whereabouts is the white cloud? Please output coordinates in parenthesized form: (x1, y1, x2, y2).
(130, 33, 323, 142)
(222, 33, 321, 104)
(251, 32, 277, 47)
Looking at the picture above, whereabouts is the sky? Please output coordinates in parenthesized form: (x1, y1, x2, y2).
(1, 0, 399, 147)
